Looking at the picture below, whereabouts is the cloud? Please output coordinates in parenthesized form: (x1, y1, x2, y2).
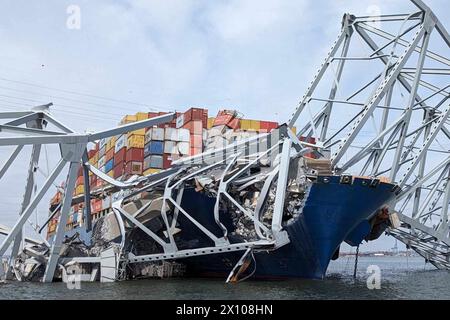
(206, 0, 310, 43)
(0, 0, 448, 253)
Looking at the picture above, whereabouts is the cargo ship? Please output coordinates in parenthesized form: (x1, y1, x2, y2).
(154, 178, 397, 279)
(42, 107, 398, 281)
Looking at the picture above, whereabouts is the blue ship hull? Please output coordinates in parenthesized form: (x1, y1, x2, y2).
(176, 175, 397, 279)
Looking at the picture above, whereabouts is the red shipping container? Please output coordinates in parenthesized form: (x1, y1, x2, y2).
(90, 174, 97, 186)
(158, 122, 176, 129)
(92, 199, 102, 213)
(105, 148, 114, 162)
(90, 199, 95, 213)
(190, 134, 203, 148)
(260, 121, 278, 131)
(299, 136, 316, 144)
(76, 175, 84, 186)
(228, 118, 240, 130)
(213, 114, 233, 127)
(148, 112, 159, 119)
(114, 148, 126, 165)
(88, 149, 97, 159)
(113, 163, 125, 178)
(299, 136, 317, 159)
(190, 147, 203, 156)
(125, 161, 143, 175)
(183, 108, 207, 128)
(126, 148, 144, 163)
(183, 120, 203, 135)
(163, 154, 172, 169)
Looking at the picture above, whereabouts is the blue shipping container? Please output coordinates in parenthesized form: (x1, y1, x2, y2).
(144, 143, 152, 157)
(105, 159, 114, 173)
(144, 141, 164, 156)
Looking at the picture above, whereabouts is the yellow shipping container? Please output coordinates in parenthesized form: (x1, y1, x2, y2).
(291, 127, 297, 135)
(207, 117, 215, 129)
(127, 135, 145, 149)
(75, 185, 84, 195)
(120, 115, 137, 125)
(240, 119, 251, 131)
(241, 119, 260, 131)
(88, 153, 99, 165)
(136, 112, 149, 121)
(107, 171, 114, 178)
(250, 120, 260, 131)
(144, 168, 160, 175)
(127, 129, 146, 137)
(106, 136, 117, 151)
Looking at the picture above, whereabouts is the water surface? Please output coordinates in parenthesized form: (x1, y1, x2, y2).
(0, 256, 448, 299)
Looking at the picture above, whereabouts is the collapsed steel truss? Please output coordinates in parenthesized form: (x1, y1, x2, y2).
(0, 0, 449, 282)
(0, 106, 177, 281)
(289, 0, 450, 268)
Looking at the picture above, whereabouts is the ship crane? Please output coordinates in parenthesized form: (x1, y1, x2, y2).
(0, 0, 449, 282)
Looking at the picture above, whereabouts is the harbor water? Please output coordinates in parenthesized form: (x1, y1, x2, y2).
(0, 256, 449, 300)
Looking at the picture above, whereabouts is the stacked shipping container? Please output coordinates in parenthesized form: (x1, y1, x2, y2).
(48, 107, 304, 238)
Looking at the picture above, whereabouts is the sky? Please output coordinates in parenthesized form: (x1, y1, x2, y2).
(0, 0, 448, 252)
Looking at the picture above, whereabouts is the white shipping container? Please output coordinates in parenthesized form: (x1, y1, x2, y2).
(177, 142, 190, 155)
(164, 128, 177, 141)
(177, 128, 190, 142)
(230, 131, 250, 142)
(164, 141, 177, 154)
(111, 192, 122, 202)
(99, 165, 105, 173)
(149, 155, 163, 169)
(207, 136, 228, 150)
(77, 210, 83, 225)
(208, 125, 227, 138)
(114, 134, 126, 153)
(176, 114, 184, 128)
(151, 128, 164, 141)
(102, 195, 112, 210)
(99, 138, 107, 149)
(144, 130, 152, 144)
(98, 155, 106, 168)
(98, 145, 106, 158)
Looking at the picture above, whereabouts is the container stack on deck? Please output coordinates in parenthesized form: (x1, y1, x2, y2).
(47, 107, 290, 238)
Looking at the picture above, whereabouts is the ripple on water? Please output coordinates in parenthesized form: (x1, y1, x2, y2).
(0, 257, 449, 299)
